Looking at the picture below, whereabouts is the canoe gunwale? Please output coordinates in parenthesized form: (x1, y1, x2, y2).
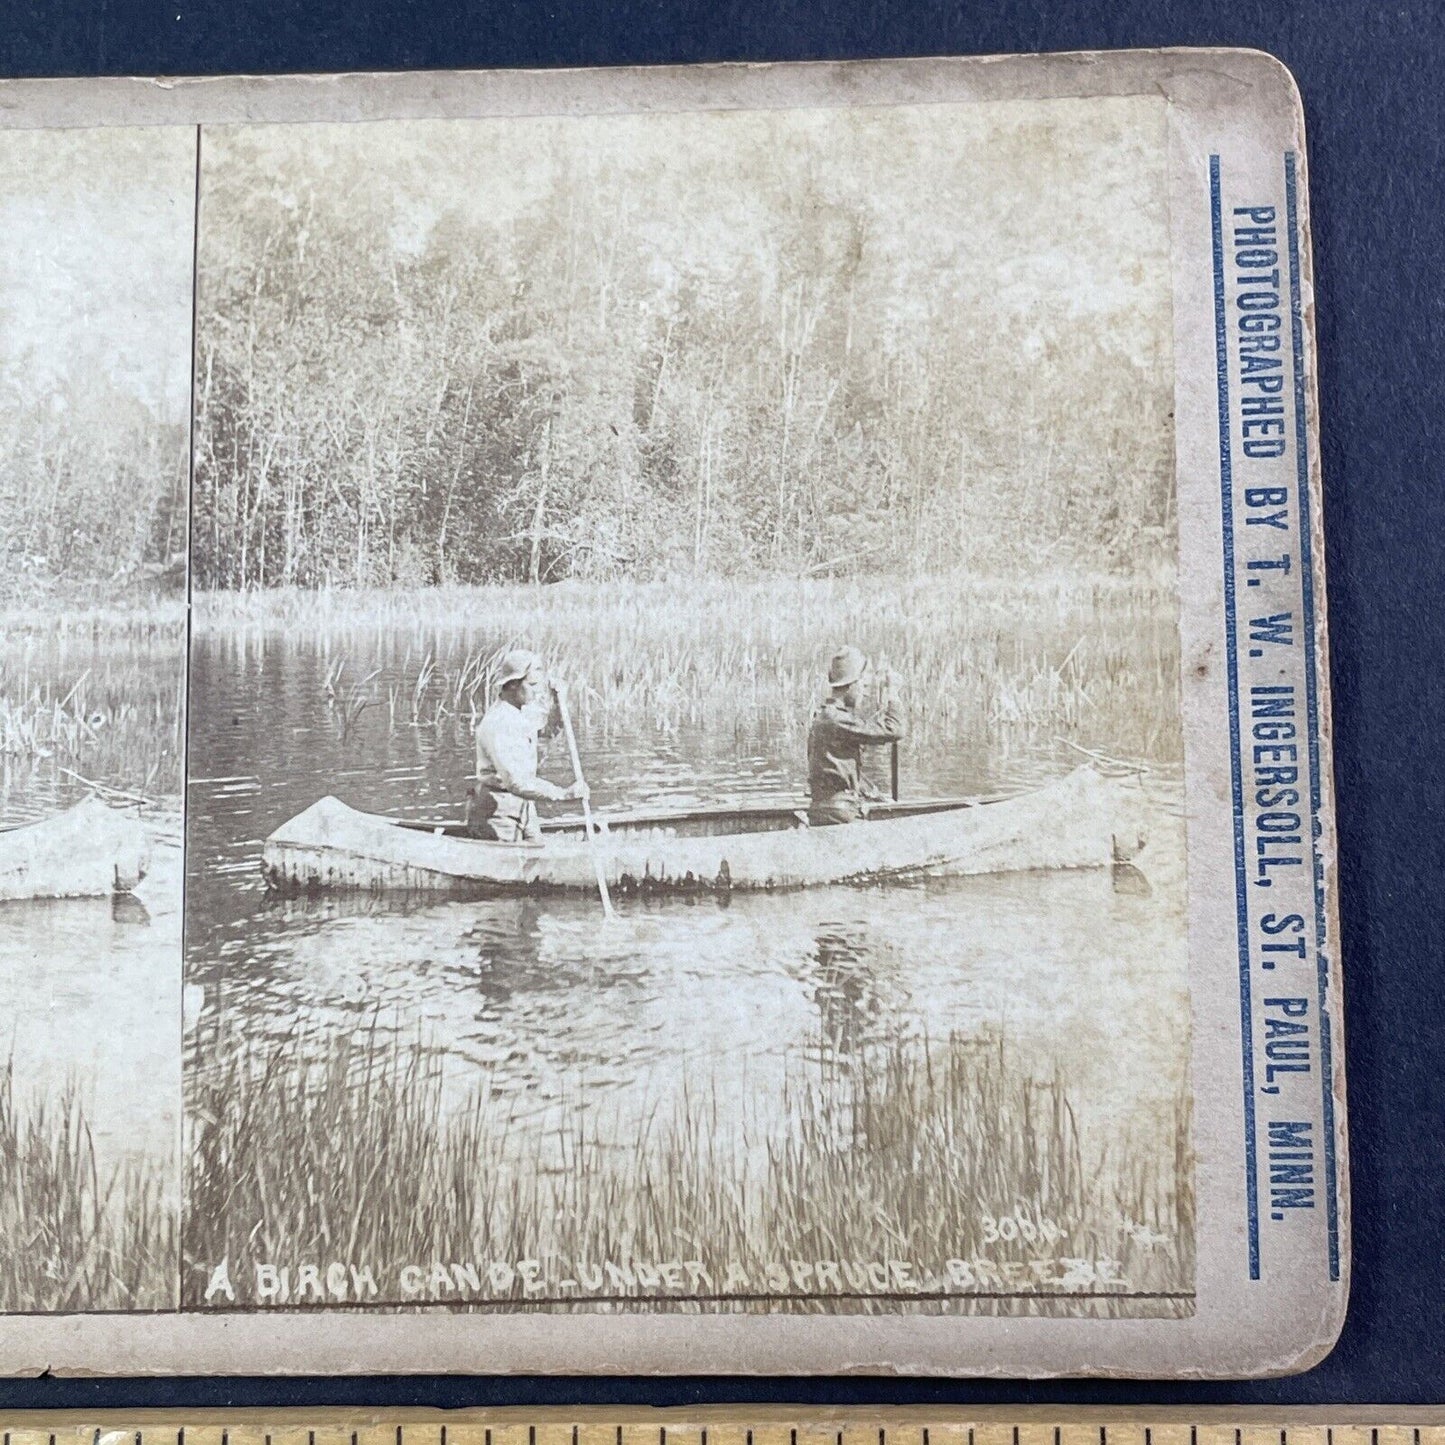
(389, 793, 997, 843)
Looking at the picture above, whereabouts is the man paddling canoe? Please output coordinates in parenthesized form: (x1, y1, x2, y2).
(807, 645, 904, 826)
(467, 648, 588, 843)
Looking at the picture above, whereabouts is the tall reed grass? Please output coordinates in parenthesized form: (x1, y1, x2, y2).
(0, 1063, 174, 1311)
(0, 597, 186, 639)
(183, 1027, 1192, 1315)
(0, 603, 185, 802)
(197, 573, 1182, 765)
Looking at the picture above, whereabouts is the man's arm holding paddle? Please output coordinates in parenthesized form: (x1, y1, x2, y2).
(477, 715, 586, 803)
(830, 670, 903, 739)
(853, 668, 904, 803)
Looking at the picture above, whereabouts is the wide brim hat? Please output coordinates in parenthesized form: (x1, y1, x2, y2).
(496, 648, 544, 687)
(827, 645, 868, 689)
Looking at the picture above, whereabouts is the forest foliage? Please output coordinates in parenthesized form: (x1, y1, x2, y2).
(0, 386, 186, 601)
(0, 125, 194, 603)
(192, 110, 1176, 591)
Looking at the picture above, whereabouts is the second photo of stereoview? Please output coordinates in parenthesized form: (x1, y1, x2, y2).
(182, 98, 1191, 1317)
(0, 124, 195, 1311)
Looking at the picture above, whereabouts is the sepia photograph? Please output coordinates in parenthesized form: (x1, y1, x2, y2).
(0, 125, 194, 1311)
(179, 94, 1194, 1318)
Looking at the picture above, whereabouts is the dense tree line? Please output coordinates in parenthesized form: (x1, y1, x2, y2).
(193, 122, 1175, 590)
(0, 382, 187, 597)
(0, 125, 195, 601)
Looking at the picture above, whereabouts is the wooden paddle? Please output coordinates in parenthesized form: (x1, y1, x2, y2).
(557, 684, 614, 920)
(881, 660, 901, 802)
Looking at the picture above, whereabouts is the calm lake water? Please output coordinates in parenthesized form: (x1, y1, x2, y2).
(0, 843, 182, 1180)
(185, 628, 1190, 1181)
(0, 625, 185, 1186)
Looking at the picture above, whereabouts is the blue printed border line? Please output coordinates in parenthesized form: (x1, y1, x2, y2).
(1209, 154, 1261, 1280)
(1285, 152, 1342, 1282)
(1212, 154, 1341, 1285)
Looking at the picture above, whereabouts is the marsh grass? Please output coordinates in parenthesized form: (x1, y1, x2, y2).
(0, 1062, 174, 1311)
(183, 1028, 1192, 1315)
(198, 573, 1181, 765)
(0, 598, 186, 639)
(0, 601, 185, 803)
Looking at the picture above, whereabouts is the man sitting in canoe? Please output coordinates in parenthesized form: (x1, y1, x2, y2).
(807, 645, 904, 826)
(467, 648, 588, 843)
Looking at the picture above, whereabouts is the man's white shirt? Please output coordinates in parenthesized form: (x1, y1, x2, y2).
(475, 698, 567, 801)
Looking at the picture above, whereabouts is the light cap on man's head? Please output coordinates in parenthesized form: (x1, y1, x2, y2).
(496, 648, 545, 687)
(827, 645, 868, 689)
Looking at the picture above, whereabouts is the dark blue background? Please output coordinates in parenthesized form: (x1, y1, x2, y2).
(3, 0, 1442, 1409)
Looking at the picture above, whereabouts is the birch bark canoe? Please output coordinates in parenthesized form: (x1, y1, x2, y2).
(0, 796, 151, 902)
(262, 765, 1149, 897)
